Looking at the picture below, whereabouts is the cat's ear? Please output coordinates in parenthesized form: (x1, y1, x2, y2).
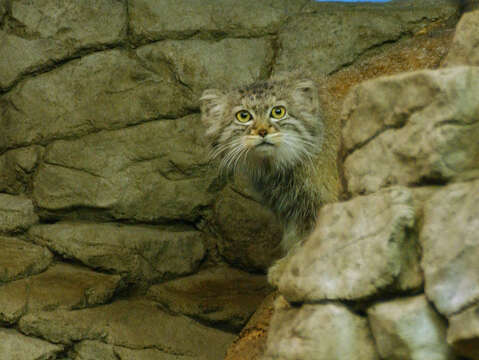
(199, 89, 228, 138)
(292, 79, 319, 113)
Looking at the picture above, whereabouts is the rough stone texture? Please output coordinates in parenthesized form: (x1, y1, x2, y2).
(32, 115, 214, 222)
(0, 328, 63, 360)
(444, 10, 479, 67)
(275, 0, 460, 75)
(447, 304, 479, 359)
(1, 49, 192, 151)
(273, 187, 422, 302)
(128, 0, 306, 43)
(147, 266, 272, 330)
(0, 236, 53, 283)
(343, 66, 479, 195)
(0, 194, 38, 233)
(263, 298, 379, 360)
(0, 0, 127, 90)
(137, 38, 274, 101)
(19, 298, 235, 359)
(213, 185, 282, 271)
(421, 180, 479, 317)
(0, 146, 44, 194)
(29, 222, 205, 284)
(368, 295, 456, 360)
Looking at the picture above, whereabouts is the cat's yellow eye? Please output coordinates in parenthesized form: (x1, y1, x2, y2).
(271, 106, 286, 119)
(235, 110, 252, 123)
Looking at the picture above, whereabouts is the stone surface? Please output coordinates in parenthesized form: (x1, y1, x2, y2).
(128, 0, 306, 43)
(137, 38, 273, 100)
(147, 266, 272, 330)
(263, 298, 379, 360)
(213, 185, 282, 272)
(19, 298, 235, 359)
(1, 49, 192, 151)
(421, 180, 479, 316)
(0, 328, 63, 360)
(0, 145, 44, 194)
(444, 10, 479, 67)
(29, 222, 206, 284)
(368, 295, 455, 360)
(343, 66, 479, 195)
(32, 114, 215, 221)
(0, 194, 38, 233)
(273, 187, 422, 302)
(0, 236, 53, 283)
(0, 0, 126, 89)
(0, 278, 28, 325)
(447, 304, 479, 359)
(275, 0, 460, 75)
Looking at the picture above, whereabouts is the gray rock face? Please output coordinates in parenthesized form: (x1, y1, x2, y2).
(0, 194, 38, 233)
(343, 66, 479, 195)
(368, 295, 456, 360)
(275, 0, 460, 75)
(447, 304, 479, 359)
(19, 298, 235, 359)
(0, 146, 44, 194)
(1, 49, 192, 151)
(263, 298, 379, 360)
(32, 115, 215, 221)
(147, 266, 272, 330)
(421, 180, 479, 316)
(29, 222, 206, 284)
(0, 236, 53, 283)
(274, 187, 422, 302)
(0, 328, 63, 360)
(444, 10, 479, 67)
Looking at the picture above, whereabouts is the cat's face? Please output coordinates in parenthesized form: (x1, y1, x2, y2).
(200, 77, 323, 173)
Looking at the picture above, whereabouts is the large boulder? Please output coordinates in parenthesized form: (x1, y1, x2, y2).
(444, 10, 479, 67)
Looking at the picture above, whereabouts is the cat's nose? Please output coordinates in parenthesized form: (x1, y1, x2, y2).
(258, 128, 268, 137)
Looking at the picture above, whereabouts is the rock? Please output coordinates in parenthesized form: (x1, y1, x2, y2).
(263, 298, 379, 360)
(273, 187, 422, 302)
(447, 303, 479, 359)
(0, 236, 53, 283)
(0, 145, 44, 194)
(1, 49, 192, 151)
(444, 10, 479, 67)
(147, 266, 272, 330)
(368, 295, 456, 360)
(29, 222, 206, 284)
(0, 279, 28, 325)
(19, 298, 236, 359)
(128, 0, 306, 43)
(421, 180, 479, 316)
(224, 292, 277, 360)
(32, 114, 215, 222)
(343, 66, 479, 195)
(73, 341, 117, 360)
(275, 0, 460, 75)
(0, 194, 38, 233)
(0, 328, 63, 360)
(136, 37, 273, 100)
(213, 186, 282, 272)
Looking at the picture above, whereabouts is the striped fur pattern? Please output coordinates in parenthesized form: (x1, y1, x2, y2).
(200, 75, 326, 253)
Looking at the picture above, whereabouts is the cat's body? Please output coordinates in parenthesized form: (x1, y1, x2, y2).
(200, 73, 339, 275)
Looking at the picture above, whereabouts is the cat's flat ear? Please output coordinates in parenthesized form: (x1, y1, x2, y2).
(200, 88, 227, 138)
(292, 79, 319, 112)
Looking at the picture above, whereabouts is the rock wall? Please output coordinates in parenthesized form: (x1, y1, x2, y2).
(0, 0, 473, 359)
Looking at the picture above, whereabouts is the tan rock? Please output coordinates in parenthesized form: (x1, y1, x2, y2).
(73, 341, 117, 360)
(368, 295, 456, 360)
(263, 299, 379, 360)
(0, 194, 38, 233)
(147, 266, 272, 330)
(0, 280, 28, 324)
(447, 303, 479, 359)
(421, 180, 479, 316)
(444, 10, 479, 67)
(29, 222, 206, 284)
(343, 66, 479, 195)
(0, 236, 53, 283)
(0, 146, 44, 194)
(0, 328, 63, 360)
(274, 187, 422, 302)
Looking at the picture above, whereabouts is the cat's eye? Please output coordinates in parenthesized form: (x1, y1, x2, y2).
(271, 106, 286, 119)
(235, 110, 252, 123)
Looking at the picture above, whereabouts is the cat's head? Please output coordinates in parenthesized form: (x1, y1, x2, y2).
(200, 76, 324, 174)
